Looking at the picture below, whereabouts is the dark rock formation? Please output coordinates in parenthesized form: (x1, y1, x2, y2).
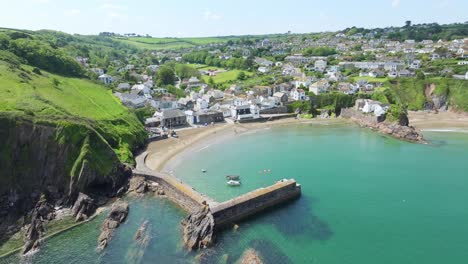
(238, 249, 264, 264)
(22, 218, 43, 255)
(341, 106, 426, 144)
(97, 201, 129, 250)
(71, 193, 96, 221)
(22, 197, 54, 254)
(181, 206, 215, 251)
(0, 117, 133, 240)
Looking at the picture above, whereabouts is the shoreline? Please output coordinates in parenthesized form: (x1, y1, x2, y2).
(145, 118, 342, 174)
(145, 112, 468, 174)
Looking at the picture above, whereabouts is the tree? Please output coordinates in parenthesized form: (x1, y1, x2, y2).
(155, 66, 176, 86)
(405, 20, 412, 28)
(208, 77, 215, 87)
(237, 71, 247, 81)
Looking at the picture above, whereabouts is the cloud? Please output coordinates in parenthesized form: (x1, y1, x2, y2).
(391, 0, 401, 8)
(204, 10, 222, 21)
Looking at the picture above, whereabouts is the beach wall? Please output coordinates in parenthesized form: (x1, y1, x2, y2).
(260, 106, 288, 115)
(133, 171, 214, 212)
(210, 179, 301, 229)
(340, 108, 383, 123)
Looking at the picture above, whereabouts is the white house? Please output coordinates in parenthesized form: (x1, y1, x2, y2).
(314, 60, 327, 72)
(230, 104, 260, 121)
(291, 88, 306, 101)
(98, 74, 113, 84)
(309, 80, 330, 95)
(258, 66, 271, 73)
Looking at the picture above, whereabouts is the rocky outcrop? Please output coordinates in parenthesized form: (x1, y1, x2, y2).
(97, 201, 129, 250)
(181, 206, 215, 251)
(374, 122, 425, 143)
(424, 83, 448, 112)
(71, 193, 96, 221)
(238, 249, 264, 264)
(128, 177, 149, 194)
(22, 197, 55, 254)
(341, 107, 426, 144)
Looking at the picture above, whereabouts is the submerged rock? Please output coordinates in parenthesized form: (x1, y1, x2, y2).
(71, 193, 96, 221)
(97, 201, 129, 250)
(181, 206, 215, 251)
(238, 249, 263, 264)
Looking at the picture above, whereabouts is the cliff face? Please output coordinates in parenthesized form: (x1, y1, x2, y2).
(0, 116, 132, 239)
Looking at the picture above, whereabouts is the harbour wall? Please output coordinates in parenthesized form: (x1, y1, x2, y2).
(210, 179, 301, 229)
(134, 152, 301, 228)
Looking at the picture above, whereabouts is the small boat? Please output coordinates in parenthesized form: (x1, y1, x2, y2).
(226, 175, 240, 180)
(201, 169, 207, 173)
(227, 180, 241, 186)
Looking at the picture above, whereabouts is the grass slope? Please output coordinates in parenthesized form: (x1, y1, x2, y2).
(0, 61, 145, 163)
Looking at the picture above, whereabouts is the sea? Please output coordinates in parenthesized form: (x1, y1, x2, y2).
(2, 123, 468, 264)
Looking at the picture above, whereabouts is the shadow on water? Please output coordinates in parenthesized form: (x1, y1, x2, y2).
(229, 195, 333, 241)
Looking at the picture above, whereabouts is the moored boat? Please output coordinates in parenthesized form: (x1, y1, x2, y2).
(227, 180, 241, 186)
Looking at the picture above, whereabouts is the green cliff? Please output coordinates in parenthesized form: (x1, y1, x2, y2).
(0, 57, 146, 238)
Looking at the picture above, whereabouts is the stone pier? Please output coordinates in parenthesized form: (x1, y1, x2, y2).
(133, 152, 301, 228)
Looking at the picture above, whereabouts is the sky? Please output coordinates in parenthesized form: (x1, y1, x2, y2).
(0, 0, 467, 37)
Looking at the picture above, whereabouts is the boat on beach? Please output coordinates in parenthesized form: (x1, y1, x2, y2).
(227, 180, 241, 186)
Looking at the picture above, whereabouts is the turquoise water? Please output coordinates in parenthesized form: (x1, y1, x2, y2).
(2, 123, 468, 263)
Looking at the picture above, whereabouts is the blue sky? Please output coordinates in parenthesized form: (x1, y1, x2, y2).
(0, 0, 467, 37)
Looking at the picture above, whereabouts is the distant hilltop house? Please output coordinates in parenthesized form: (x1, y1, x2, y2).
(114, 92, 147, 108)
(91, 68, 104, 75)
(98, 74, 113, 85)
(117, 83, 131, 91)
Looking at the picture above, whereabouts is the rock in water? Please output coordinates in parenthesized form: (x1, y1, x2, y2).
(238, 249, 264, 264)
(97, 201, 129, 250)
(181, 206, 215, 250)
(134, 220, 149, 242)
(71, 193, 96, 221)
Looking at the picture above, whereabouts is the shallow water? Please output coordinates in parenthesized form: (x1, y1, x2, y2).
(2, 123, 468, 264)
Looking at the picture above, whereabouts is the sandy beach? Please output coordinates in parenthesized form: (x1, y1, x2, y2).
(145, 118, 342, 173)
(408, 111, 468, 131)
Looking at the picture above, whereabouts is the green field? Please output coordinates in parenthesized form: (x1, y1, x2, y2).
(114, 36, 240, 50)
(0, 61, 145, 163)
(201, 69, 252, 84)
(352, 76, 389, 83)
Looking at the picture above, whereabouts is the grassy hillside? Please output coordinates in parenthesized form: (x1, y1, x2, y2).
(0, 60, 145, 163)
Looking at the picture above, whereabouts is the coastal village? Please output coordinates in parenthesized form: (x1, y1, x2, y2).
(75, 24, 468, 139)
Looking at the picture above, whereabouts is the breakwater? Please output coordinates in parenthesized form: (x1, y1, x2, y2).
(133, 152, 301, 227)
